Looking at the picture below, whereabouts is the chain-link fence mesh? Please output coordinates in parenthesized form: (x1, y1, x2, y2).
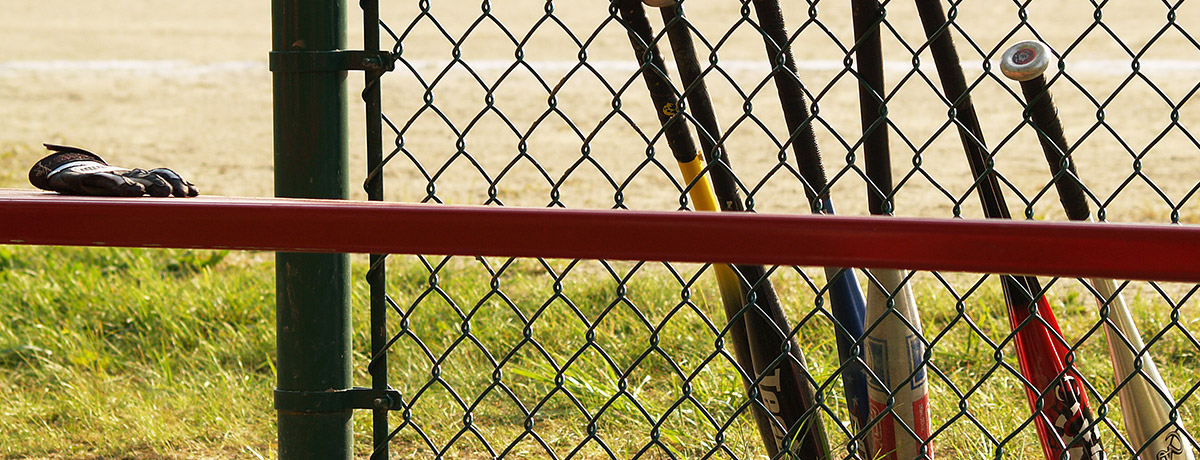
(362, 1, 1200, 458)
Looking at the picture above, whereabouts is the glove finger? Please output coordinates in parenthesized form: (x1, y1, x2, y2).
(150, 168, 199, 197)
(120, 169, 172, 197)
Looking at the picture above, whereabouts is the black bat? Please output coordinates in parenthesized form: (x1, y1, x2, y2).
(913, 2, 1105, 459)
(616, 1, 831, 457)
(747, 0, 871, 434)
(851, 1, 933, 458)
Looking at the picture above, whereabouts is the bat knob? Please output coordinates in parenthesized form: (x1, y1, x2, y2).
(642, 0, 676, 7)
(1001, 40, 1052, 82)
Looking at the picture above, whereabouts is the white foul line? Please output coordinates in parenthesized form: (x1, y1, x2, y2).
(1, 59, 1198, 77)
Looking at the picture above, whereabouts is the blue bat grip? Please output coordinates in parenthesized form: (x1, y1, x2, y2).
(821, 198, 870, 431)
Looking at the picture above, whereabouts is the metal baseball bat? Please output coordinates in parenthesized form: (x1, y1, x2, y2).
(659, 2, 820, 453)
(747, 0, 872, 434)
(1002, 39, 1194, 460)
(852, 1, 933, 458)
(914, 3, 1105, 459)
(618, 2, 831, 457)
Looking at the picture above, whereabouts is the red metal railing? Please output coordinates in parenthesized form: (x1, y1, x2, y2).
(2, 188, 1198, 282)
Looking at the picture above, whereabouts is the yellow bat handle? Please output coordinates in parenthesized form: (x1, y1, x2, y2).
(678, 154, 749, 345)
(678, 154, 751, 369)
(678, 156, 721, 213)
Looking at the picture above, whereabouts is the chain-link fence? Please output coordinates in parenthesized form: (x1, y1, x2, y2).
(362, 1, 1200, 458)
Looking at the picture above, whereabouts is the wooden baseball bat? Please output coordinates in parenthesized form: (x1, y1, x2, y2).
(747, 0, 872, 434)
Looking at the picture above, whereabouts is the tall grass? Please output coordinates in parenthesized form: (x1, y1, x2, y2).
(0, 245, 1196, 459)
(0, 246, 276, 458)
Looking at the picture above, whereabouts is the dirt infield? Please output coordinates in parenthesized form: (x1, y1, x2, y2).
(1, 0, 1197, 220)
(0, 1, 273, 197)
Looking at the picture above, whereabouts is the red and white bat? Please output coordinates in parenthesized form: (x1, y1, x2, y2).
(864, 269, 932, 460)
(1003, 39, 1194, 460)
(913, 2, 1105, 459)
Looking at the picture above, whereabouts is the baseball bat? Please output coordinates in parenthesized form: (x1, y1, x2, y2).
(851, 1, 934, 458)
(655, 2, 818, 453)
(618, 2, 832, 457)
(914, 3, 1106, 459)
(1002, 40, 1194, 460)
(747, 0, 872, 434)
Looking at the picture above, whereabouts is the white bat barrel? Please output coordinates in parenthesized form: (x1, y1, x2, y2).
(1094, 278, 1195, 460)
(864, 268, 932, 460)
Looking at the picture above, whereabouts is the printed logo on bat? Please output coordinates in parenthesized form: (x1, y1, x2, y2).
(1048, 375, 1104, 460)
(1157, 430, 1185, 460)
(867, 393, 931, 460)
(661, 102, 678, 116)
(908, 334, 927, 389)
(865, 334, 926, 391)
(759, 367, 787, 450)
(866, 336, 889, 391)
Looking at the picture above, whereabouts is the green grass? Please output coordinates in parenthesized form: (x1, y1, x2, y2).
(0, 246, 276, 459)
(0, 246, 1197, 459)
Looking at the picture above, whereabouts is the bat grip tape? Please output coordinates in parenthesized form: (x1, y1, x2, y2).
(677, 156, 721, 213)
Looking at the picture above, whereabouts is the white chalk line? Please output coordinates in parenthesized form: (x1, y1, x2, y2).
(1, 59, 1198, 77)
(396, 58, 1200, 75)
(0, 60, 262, 78)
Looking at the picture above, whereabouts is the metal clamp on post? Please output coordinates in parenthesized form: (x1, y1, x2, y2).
(269, 50, 396, 73)
(274, 387, 405, 413)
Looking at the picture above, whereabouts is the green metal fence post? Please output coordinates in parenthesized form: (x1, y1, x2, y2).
(271, 0, 352, 458)
(361, 0, 391, 458)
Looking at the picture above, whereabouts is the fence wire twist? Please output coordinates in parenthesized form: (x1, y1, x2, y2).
(362, 1, 1200, 459)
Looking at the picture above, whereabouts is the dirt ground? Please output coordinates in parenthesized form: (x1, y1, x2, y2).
(2, 0, 1197, 221)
